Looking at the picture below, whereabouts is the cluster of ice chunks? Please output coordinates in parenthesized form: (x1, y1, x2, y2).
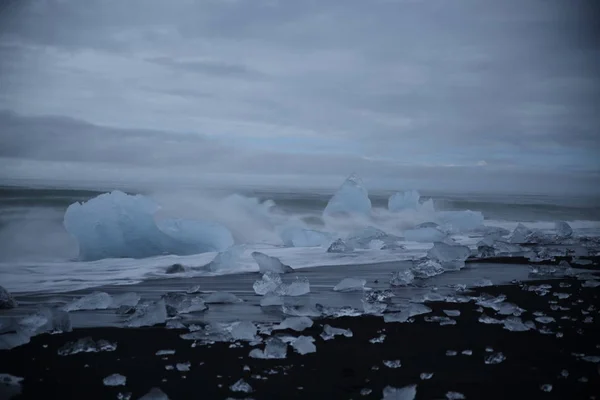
(253, 272, 310, 297)
(64, 292, 140, 312)
(251, 252, 293, 273)
(390, 270, 415, 286)
(249, 337, 288, 359)
(321, 324, 353, 340)
(427, 242, 471, 270)
(333, 277, 367, 292)
(323, 173, 372, 217)
(0, 307, 72, 350)
(58, 337, 117, 356)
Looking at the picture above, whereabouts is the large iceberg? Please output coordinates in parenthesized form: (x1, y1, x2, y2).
(64, 191, 234, 260)
(323, 174, 372, 217)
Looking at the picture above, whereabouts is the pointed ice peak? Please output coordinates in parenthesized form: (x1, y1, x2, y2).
(324, 174, 372, 217)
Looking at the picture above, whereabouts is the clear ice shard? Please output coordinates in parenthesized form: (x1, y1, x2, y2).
(427, 242, 470, 270)
(291, 336, 316, 355)
(162, 293, 207, 315)
(103, 374, 126, 386)
(382, 384, 417, 400)
(253, 272, 283, 295)
(390, 270, 414, 286)
(323, 173, 372, 217)
(321, 324, 353, 340)
(204, 292, 242, 304)
(333, 277, 367, 292)
(251, 251, 293, 273)
(327, 238, 354, 253)
(274, 316, 313, 332)
(230, 321, 258, 341)
(276, 277, 310, 296)
(509, 223, 532, 244)
(126, 299, 168, 327)
(58, 337, 117, 356)
(249, 337, 287, 359)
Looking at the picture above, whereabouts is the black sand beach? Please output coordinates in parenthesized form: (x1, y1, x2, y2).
(2, 277, 599, 400)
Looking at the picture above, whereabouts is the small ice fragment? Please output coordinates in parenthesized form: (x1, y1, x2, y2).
(249, 337, 287, 359)
(251, 251, 293, 273)
(384, 304, 432, 323)
(446, 392, 466, 400)
(390, 270, 414, 286)
(291, 336, 316, 355)
(560, 369, 569, 378)
(540, 384, 552, 392)
(479, 315, 503, 325)
(155, 350, 175, 356)
(581, 355, 600, 363)
(103, 374, 126, 386)
(484, 352, 506, 364)
(274, 317, 313, 332)
(503, 317, 534, 332)
(327, 238, 354, 253)
(333, 277, 367, 292)
(230, 379, 253, 393)
(204, 292, 242, 304)
(443, 310, 461, 317)
(410, 259, 445, 278)
(63, 292, 113, 312)
(126, 300, 168, 327)
(58, 337, 116, 356)
(369, 334, 386, 344)
(420, 372, 433, 380)
(138, 387, 169, 400)
(461, 350, 472, 356)
(164, 365, 174, 371)
(0, 373, 23, 398)
(260, 294, 284, 307)
(231, 321, 257, 341)
(535, 316, 556, 324)
(473, 278, 493, 287)
(360, 388, 372, 396)
(553, 292, 570, 299)
(383, 360, 402, 368)
(176, 362, 191, 372)
(446, 350, 457, 356)
(382, 384, 417, 400)
(252, 272, 283, 295)
(321, 324, 353, 340)
(578, 377, 588, 383)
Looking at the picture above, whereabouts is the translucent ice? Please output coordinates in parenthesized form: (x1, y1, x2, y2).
(555, 221, 573, 238)
(260, 294, 284, 307)
(427, 242, 470, 270)
(323, 174, 372, 217)
(64, 292, 113, 312)
(321, 324, 353, 340)
(251, 251, 293, 273)
(64, 190, 233, 260)
(436, 210, 484, 232)
(291, 336, 316, 355)
(205, 246, 244, 272)
(384, 304, 432, 323)
(443, 310, 461, 317)
(346, 227, 402, 250)
(509, 223, 532, 244)
(276, 277, 310, 296)
(502, 317, 535, 332)
(274, 316, 313, 332)
(162, 293, 207, 315)
(230, 321, 257, 341)
(103, 374, 126, 386)
(281, 227, 331, 247)
(204, 292, 243, 304)
(410, 260, 445, 278)
(126, 299, 168, 327)
(390, 270, 414, 286)
(484, 352, 506, 364)
(382, 385, 417, 400)
(249, 337, 287, 359)
(333, 277, 367, 292)
(403, 227, 447, 243)
(0, 286, 17, 309)
(388, 190, 420, 212)
(327, 238, 354, 253)
(58, 337, 116, 356)
(19, 307, 72, 336)
(383, 360, 401, 368)
(230, 379, 253, 393)
(253, 272, 283, 295)
(138, 387, 169, 400)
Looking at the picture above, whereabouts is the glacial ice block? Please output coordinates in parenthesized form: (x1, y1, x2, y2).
(388, 190, 421, 212)
(323, 174, 372, 217)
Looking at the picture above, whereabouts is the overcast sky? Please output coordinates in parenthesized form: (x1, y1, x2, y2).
(0, 0, 599, 194)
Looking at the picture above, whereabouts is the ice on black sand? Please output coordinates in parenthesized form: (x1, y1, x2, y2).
(58, 337, 116, 356)
(126, 299, 168, 327)
(103, 374, 126, 386)
(484, 352, 506, 365)
(231, 321, 258, 341)
(139, 387, 169, 400)
(321, 324, 353, 340)
(446, 392, 466, 400)
(249, 337, 287, 359)
(230, 379, 253, 393)
(382, 384, 417, 400)
(291, 336, 316, 355)
(274, 316, 313, 332)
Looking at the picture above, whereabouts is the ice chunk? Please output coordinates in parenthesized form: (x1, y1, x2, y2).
(281, 227, 331, 247)
(315, 304, 362, 317)
(260, 294, 284, 307)
(484, 352, 506, 364)
(370, 334, 386, 344)
(139, 387, 169, 400)
(540, 384, 552, 393)
(478, 315, 503, 325)
(492, 240, 523, 256)
(555, 221, 573, 238)
(443, 310, 461, 317)
(19, 307, 72, 335)
(249, 337, 287, 359)
(436, 210, 484, 232)
(126, 299, 168, 327)
(382, 385, 417, 400)
(291, 336, 316, 355)
(204, 292, 242, 304)
(388, 190, 421, 212)
(253, 272, 283, 295)
(205, 246, 244, 272)
(509, 223, 532, 244)
(64, 190, 233, 261)
(103, 374, 126, 386)
(230, 321, 257, 341)
(251, 251, 293, 273)
(383, 360, 402, 368)
(230, 379, 253, 393)
(420, 373, 433, 380)
(333, 277, 367, 292)
(502, 317, 535, 332)
(274, 316, 313, 332)
(321, 324, 353, 340)
(162, 293, 207, 315)
(446, 392, 466, 400)
(64, 292, 113, 312)
(0, 374, 23, 399)
(383, 304, 432, 323)
(410, 259, 445, 278)
(58, 337, 116, 356)
(175, 362, 190, 372)
(535, 316, 555, 324)
(323, 174, 372, 217)
(327, 238, 354, 253)
(0, 286, 17, 309)
(390, 270, 414, 286)
(155, 349, 175, 356)
(165, 263, 185, 274)
(427, 242, 470, 270)
(403, 227, 447, 243)
(473, 278, 493, 287)
(112, 292, 140, 308)
(276, 277, 310, 296)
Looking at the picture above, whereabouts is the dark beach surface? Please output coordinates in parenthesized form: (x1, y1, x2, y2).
(1, 275, 599, 400)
